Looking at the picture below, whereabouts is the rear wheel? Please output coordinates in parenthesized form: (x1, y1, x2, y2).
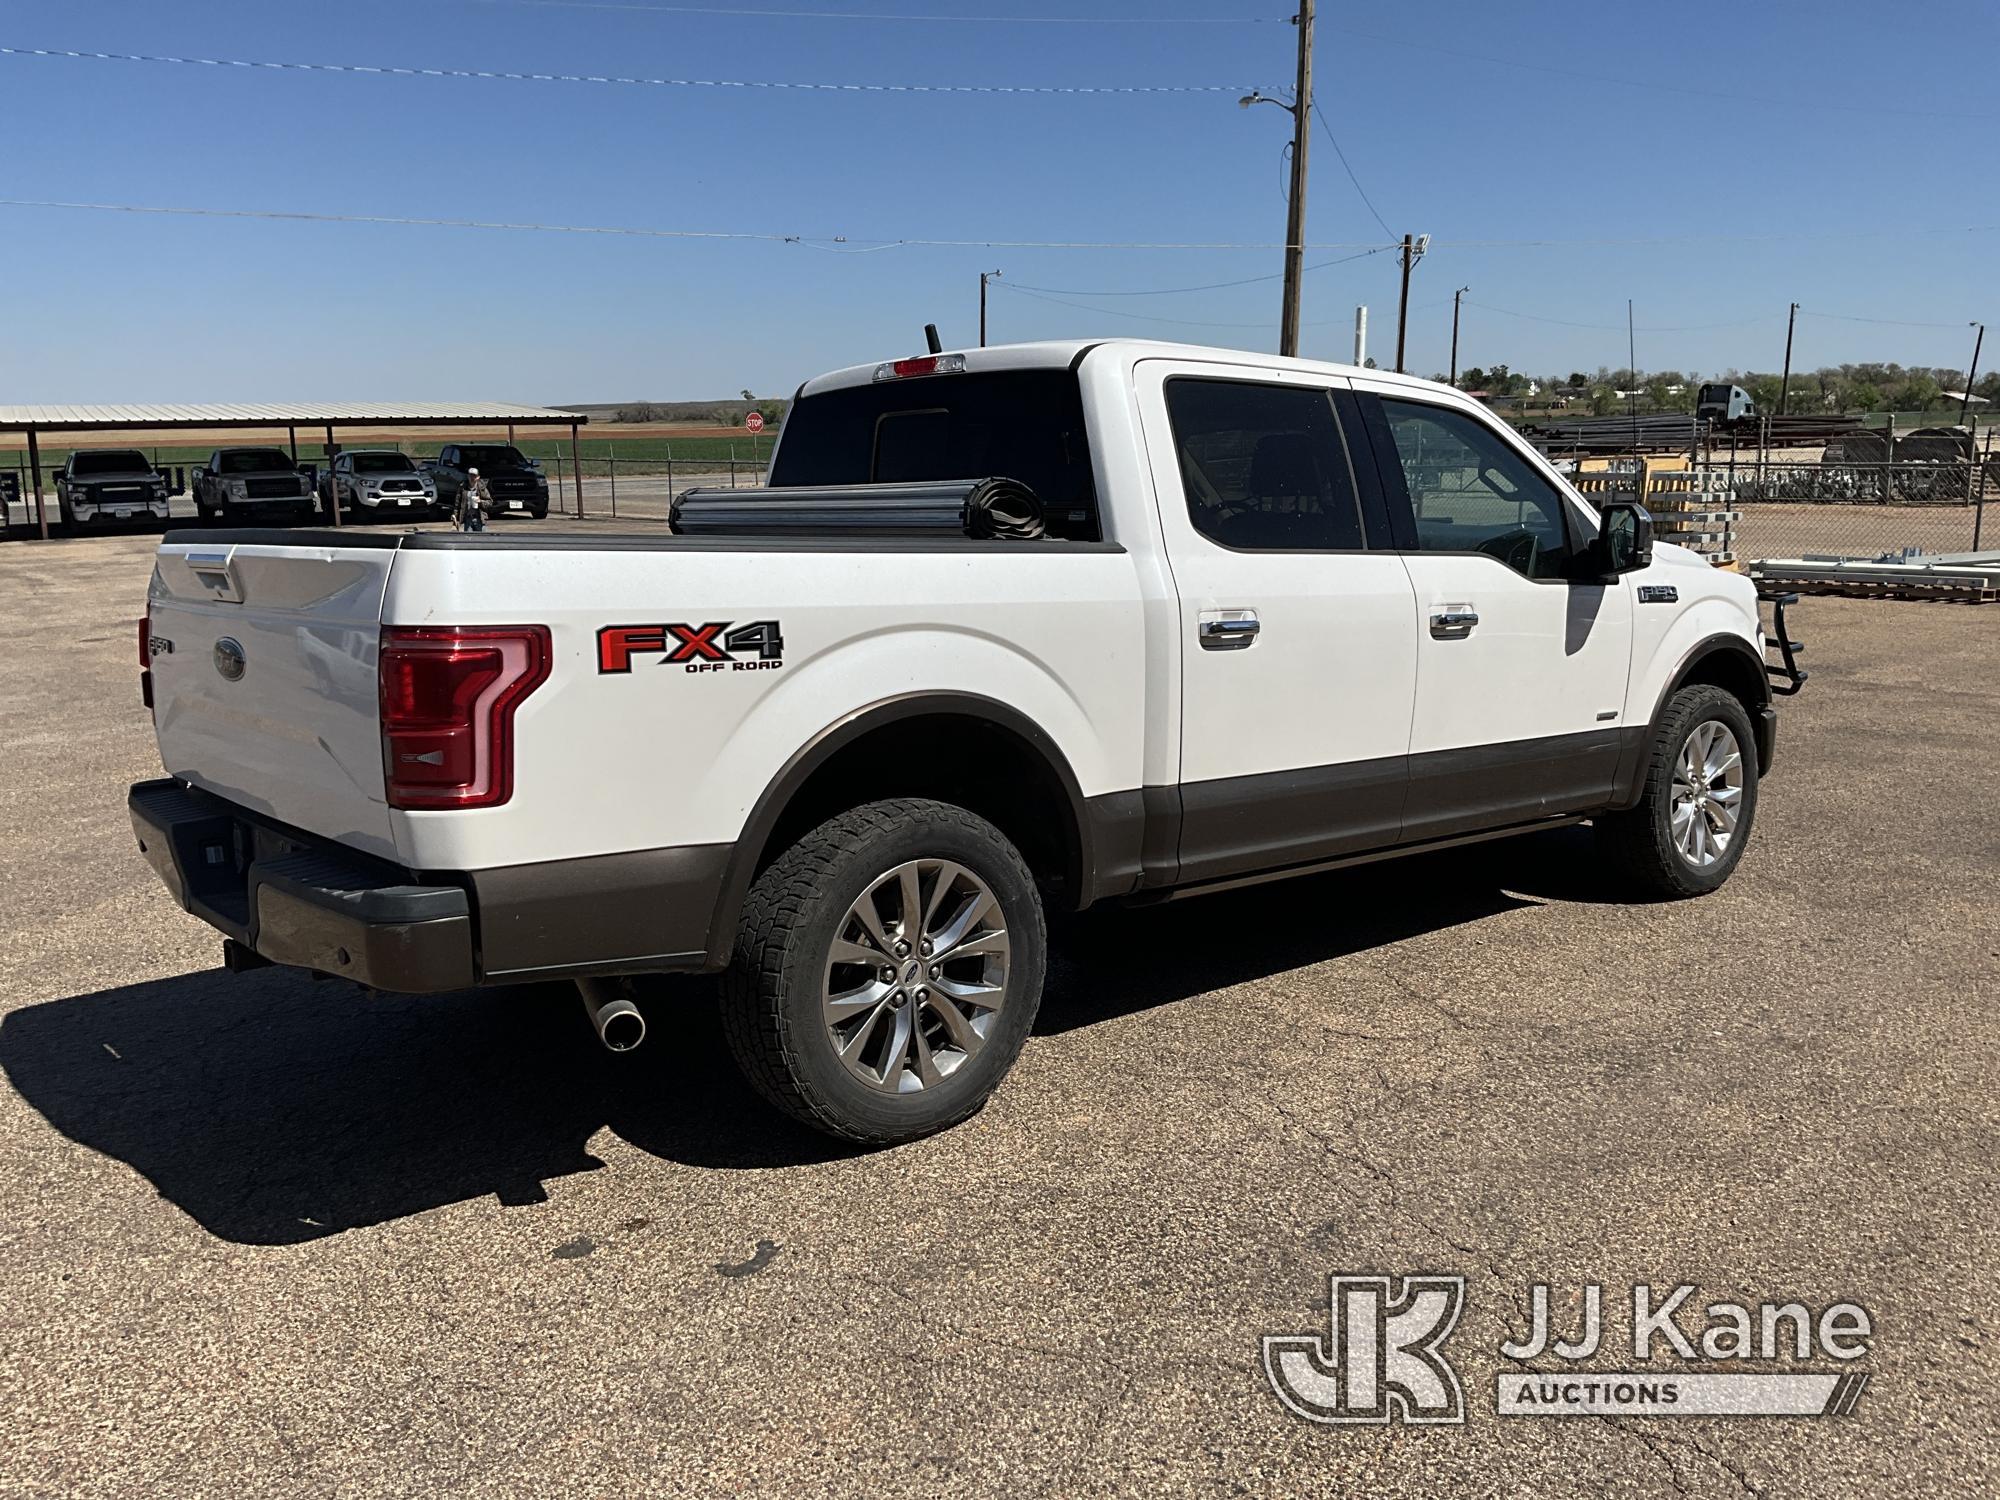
(721, 798, 1046, 1144)
(1596, 684, 1758, 898)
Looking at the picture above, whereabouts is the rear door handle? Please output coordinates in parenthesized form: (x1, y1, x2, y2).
(1429, 606, 1478, 640)
(1198, 611, 1260, 650)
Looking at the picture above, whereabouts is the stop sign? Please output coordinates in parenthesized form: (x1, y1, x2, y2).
(745, 410, 765, 434)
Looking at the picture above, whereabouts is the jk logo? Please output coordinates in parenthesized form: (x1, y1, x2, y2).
(1263, 1275, 1467, 1425)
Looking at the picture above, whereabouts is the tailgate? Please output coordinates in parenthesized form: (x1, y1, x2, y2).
(149, 539, 398, 860)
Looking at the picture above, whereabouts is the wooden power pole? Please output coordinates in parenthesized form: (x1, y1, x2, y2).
(1394, 235, 1414, 373)
(1449, 286, 1469, 386)
(1779, 302, 1798, 416)
(1277, 1, 1314, 358)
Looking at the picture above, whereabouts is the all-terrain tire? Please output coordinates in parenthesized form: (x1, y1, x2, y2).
(1596, 684, 1760, 899)
(720, 798, 1047, 1145)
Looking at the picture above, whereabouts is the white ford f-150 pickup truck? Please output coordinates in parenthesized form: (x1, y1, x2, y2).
(129, 339, 1804, 1143)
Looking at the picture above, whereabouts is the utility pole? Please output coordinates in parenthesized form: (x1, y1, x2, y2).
(1352, 305, 1367, 366)
(1448, 286, 1470, 386)
(1961, 321, 1985, 426)
(1279, 1, 1314, 357)
(979, 270, 1001, 348)
(1779, 301, 1798, 416)
(1394, 234, 1415, 373)
(1238, 2, 1313, 357)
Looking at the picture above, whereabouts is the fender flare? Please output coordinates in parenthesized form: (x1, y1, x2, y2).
(700, 690, 1093, 968)
(1611, 633, 1772, 809)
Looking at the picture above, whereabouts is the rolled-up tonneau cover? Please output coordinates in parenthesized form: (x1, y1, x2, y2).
(671, 477, 1044, 541)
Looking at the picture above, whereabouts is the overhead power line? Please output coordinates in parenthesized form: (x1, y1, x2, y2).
(1001, 246, 1390, 298)
(1, 199, 1993, 257)
(1309, 99, 1392, 239)
(1324, 23, 1999, 123)
(0, 43, 1253, 95)
(1798, 308, 1970, 330)
(1464, 298, 1782, 334)
(0, 199, 1397, 251)
(463, 0, 1287, 20)
(992, 281, 1355, 331)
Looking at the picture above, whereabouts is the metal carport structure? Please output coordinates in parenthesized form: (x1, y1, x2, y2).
(0, 403, 589, 539)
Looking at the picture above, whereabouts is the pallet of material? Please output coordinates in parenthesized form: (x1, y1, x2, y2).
(1749, 555, 1998, 602)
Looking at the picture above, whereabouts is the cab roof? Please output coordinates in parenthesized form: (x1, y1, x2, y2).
(797, 338, 1453, 398)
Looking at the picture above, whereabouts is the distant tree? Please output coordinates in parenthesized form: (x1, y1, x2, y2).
(1894, 374, 1941, 413)
(1744, 375, 1784, 411)
(1588, 385, 1617, 416)
(1567, 372, 1589, 390)
(740, 389, 756, 401)
(1362, 356, 1378, 369)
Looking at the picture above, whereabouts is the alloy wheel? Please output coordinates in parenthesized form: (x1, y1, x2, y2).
(1670, 720, 1744, 868)
(821, 859, 1010, 1094)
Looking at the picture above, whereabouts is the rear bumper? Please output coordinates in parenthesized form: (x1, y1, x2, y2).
(128, 779, 730, 991)
(129, 779, 476, 992)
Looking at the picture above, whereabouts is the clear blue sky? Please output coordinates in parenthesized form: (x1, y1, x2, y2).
(0, 0, 1992, 402)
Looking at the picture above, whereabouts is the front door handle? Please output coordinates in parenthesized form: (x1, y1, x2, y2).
(1429, 606, 1479, 640)
(1198, 611, 1260, 650)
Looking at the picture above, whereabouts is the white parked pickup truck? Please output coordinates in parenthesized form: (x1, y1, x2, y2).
(129, 340, 1804, 1143)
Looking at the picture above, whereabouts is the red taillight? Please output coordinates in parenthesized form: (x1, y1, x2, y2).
(379, 625, 550, 810)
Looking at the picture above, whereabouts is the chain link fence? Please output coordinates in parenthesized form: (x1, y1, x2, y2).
(538, 455, 768, 523)
(1730, 458, 1994, 563)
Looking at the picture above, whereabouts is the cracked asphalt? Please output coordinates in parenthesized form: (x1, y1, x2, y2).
(2, 529, 1996, 1497)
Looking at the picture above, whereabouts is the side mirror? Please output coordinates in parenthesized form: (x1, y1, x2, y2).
(1595, 501, 1653, 575)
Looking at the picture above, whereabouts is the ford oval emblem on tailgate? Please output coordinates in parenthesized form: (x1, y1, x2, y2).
(213, 637, 246, 682)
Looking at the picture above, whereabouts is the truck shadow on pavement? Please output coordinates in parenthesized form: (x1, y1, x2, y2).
(1, 831, 1584, 1246)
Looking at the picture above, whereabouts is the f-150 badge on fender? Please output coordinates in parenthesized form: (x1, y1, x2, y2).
(597, 621, 785, 675)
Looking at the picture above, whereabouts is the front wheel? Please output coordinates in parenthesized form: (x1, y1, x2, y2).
(721, 798, 1047, 1144)
(1596, 684, 1759, 898)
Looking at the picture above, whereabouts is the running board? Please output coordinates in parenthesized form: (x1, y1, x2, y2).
(1132, 815, 1588, 905)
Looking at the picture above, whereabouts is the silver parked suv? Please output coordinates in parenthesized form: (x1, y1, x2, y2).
(318, 450, 441, 520)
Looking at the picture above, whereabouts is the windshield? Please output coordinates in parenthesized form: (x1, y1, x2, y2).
(457, 446, 528, 469)
(218, 449, 294, 473)
(770, 369, 1099, 539)
(1697, 385, 1733, 405)
(71, 450, 152, 476)
(351, 452, 416, 473)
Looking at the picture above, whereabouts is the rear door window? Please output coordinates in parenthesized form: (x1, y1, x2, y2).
(771, 370, 1099, 539)
(1162, 377, 1365, 551)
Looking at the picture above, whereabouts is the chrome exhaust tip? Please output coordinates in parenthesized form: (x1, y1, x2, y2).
(578, 978, 646, 1053)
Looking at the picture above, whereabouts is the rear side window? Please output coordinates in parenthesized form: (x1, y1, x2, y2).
(1163, 378, 1364, 551)
(770, 370, 1099, 540)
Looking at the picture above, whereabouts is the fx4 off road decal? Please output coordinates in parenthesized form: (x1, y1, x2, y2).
(597, 621, 786, 675)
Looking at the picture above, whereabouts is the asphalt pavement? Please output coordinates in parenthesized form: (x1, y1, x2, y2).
(1, 529, 1995, 1497)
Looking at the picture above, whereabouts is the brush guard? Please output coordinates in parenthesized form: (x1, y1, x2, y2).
(1759, 590, 1808, 696)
